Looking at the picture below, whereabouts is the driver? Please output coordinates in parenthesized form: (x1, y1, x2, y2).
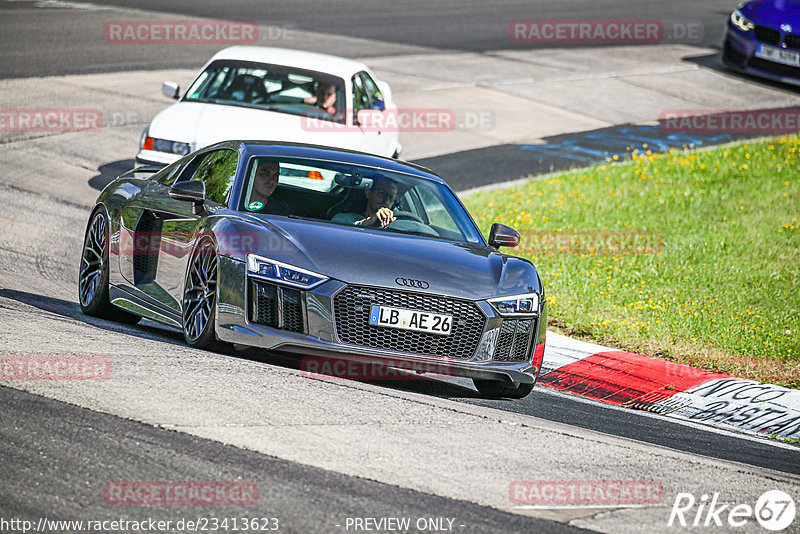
(247, 160, 289, 215)
(303, 83, 337, 115)
(355, 177, 397, 227)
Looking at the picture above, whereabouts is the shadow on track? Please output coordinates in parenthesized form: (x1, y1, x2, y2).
(683, 51, 800, 94)
(88, 159, 135, 191)
(0, 288, 482, 399)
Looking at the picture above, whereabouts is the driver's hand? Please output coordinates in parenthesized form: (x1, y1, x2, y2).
(363, 207, 395, 227)
(376, 207, 395, 227)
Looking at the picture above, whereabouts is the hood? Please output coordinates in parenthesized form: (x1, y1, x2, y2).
(240, 215, 541, 301)
(147, 101, 353, 151)
(741, 0, 800, 24)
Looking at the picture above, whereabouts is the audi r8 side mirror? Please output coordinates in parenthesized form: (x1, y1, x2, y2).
(162, 81, 180, 99)
(488, 223, 520, 248)
(169, 181, 206, 214)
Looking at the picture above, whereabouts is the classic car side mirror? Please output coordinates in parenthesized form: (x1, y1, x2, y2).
(488, 223, 520, 248)
(169, 180, 206, 214)
(356, 108, 382, 128)
(162, 81, 180, 99)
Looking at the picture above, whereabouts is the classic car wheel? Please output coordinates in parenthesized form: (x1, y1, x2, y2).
(182, 239, 219, 348)
(79, 209, 141, 324)
(473, 378, 534, 399)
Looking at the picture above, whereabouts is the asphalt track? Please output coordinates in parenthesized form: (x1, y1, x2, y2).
(0, 0, 740, 78)
(0, 386, 586, 534)
(3, 286, 798, 479)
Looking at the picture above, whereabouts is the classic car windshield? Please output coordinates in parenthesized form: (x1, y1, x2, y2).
(184, 60, 346, 124)
(238, 157, 484, 245)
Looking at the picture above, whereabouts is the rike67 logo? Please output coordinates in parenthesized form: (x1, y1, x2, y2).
(668, 490, 796, 531)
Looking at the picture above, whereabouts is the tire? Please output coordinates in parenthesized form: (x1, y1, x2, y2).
(182, 239, 219, 349)
(78, 208, 141, 324)
(473, 378, 534, 399)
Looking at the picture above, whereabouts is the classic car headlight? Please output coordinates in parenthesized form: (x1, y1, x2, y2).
(487, 293, 540, 316)
(247, 254, 329, 290)
(140, 132, 191, 156)
(730, 9, 754, 32)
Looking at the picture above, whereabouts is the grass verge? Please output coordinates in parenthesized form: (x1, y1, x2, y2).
(464, 136, 800, 387)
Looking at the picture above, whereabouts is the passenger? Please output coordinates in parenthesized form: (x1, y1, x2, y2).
(247, 160, 289, 215)
(303, 82, 337, 115)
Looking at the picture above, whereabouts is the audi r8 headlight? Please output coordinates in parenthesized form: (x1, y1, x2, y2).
(730, 9, 754, 32)
(487, 293, 540, 316)
(246, 254, 329, 290)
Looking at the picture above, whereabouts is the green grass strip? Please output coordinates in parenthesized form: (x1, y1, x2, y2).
(464, 136, 800, 387)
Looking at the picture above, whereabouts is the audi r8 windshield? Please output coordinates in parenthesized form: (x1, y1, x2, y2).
(237, 156, 485, 245)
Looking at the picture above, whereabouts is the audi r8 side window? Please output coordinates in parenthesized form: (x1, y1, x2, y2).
(187, 149, 238, 206)
(155, 160, 184, 186)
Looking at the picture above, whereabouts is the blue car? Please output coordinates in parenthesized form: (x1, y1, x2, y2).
(722, 0, 800, 86)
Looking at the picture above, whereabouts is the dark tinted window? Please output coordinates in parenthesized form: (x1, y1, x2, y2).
(155, 160, 184, 186)
(187, 149, 238, 205)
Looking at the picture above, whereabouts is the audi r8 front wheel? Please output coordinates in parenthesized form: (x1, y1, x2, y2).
(182, 239, 219, 349)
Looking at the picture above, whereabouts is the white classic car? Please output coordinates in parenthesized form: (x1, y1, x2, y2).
(136, 46, 402, 166)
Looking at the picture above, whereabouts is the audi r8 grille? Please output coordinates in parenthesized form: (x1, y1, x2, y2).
(250, 281, 305, 334)
(754, 25, 781, 45)
(784, 33, 800, 50)
(493, 319, 534, 362)
(333, 285, 485, 360)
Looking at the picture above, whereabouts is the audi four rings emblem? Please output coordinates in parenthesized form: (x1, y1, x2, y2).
(396, 277, 430, 289)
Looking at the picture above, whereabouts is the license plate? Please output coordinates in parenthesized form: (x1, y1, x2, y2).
(369, 305, 452, 336)
(755, 44, 800, 67)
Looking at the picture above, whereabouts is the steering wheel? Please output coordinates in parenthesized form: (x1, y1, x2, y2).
(386, 218, 438, 237)
(391, 210, 424, 223)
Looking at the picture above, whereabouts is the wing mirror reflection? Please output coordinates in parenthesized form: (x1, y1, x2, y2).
(169, 180, 206, 214)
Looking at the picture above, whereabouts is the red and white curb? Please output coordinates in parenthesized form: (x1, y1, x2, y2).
(539, 332, 800, 441)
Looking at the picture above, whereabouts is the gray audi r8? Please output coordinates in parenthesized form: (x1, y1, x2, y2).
(79, 141, 546, 398)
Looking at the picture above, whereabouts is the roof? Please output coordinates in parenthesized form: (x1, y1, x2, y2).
(213, 140, 443, 184)
(209, 46, 369, 77)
